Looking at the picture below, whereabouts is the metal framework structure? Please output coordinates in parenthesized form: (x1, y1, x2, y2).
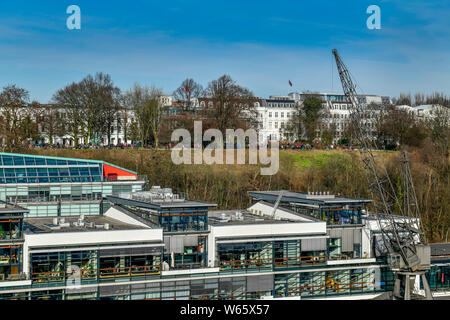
(332, 49, 432, 300)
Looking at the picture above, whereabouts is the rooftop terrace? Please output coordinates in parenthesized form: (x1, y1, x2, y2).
(208, 208, 307, 226)
(23, 215, 148, 234)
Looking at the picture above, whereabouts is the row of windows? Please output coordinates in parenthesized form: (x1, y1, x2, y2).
(0, 167, 101, 178)
(0, 155, 96, 167)
(268, 112, 292, 118)
(0, 176, 102, 184)
(267, 103, 295, 108)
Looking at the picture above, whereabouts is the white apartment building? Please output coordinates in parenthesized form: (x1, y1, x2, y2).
(255, 96, 298, 144)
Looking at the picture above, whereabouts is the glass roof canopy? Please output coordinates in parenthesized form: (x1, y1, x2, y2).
(0, 153, 105, 184)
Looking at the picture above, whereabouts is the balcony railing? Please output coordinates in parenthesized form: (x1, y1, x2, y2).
(218, 255, 327, 271)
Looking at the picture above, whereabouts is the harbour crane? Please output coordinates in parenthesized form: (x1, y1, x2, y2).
(332, 49, 432, 300)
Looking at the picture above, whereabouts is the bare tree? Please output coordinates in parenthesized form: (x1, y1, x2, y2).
(40, 104, 67, 145)
(202, 75, 258, 133)
(414, 93, 425, 106)
(396, 93, 412, 106)
(52, 73, 121, 146)
(123, 84, 163, 147)
(173, 78, 204, 112)
(426, 105, 450, 157)
(52, 82, 84, 147)
(0, 85, 31, 151)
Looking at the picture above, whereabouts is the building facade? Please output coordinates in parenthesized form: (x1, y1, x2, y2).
(0, 153, 146, 218)
(0, 181, 448, 300)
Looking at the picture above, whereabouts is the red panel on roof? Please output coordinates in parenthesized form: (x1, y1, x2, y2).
(103, 163, 137, 177)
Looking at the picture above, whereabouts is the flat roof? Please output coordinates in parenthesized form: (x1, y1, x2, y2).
(23, 215, 148, 234)
(248, 190, 372, 205)
(107, 194, 217, 209)
(208, 209, 296, 226)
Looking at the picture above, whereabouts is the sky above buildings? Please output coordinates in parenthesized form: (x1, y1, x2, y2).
(0, 0, 449, 102)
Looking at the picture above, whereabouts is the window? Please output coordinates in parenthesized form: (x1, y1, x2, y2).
(328, 238, 341, 260)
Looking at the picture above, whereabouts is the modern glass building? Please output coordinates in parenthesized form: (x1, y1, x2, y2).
(0, 201, 27, 281)
(0, 187, 448, 300)
(0, 153, 146, 218)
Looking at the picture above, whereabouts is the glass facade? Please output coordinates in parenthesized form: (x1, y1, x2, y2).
(293, 206, 362, 225)
(0, 153, 144, 217)
(159, 208, 207, 232)
(0, 245, 21, 280)
(30, 247, 162, 285)
(0, 268, 383, 300)
(218, 240, 326, 272)
(0, 154, 102, 184)
(122, 205, 208, 233)
(274, 269, 377, 298)
(427, 265, 450, 291)
(0, 207, 24, 280)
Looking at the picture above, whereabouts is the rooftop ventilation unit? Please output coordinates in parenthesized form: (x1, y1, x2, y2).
(218, 213, 230, 222)
(58, 218, 70, 228)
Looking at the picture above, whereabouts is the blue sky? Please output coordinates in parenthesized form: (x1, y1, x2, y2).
(0, 0, 449, 102)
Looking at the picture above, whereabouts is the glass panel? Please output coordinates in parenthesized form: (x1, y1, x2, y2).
(89, 167, 100, 175)
(35, 158, 46, 165)
(26, 168, 37, 176)
(25, 157, 36, 165)
(4, 168, 15, 177)
(37, 168, 48, 176)
(69, 168, 80, 176)
(2, 156, 13, 165)
(13, 157, 24, 165)
(58, 168, 69, 176)
(46, 159, 57, 165)
(17, 177, 27, 183)
(15, 168, 26, 177)
(79, 168, 90, 176)
(57, 160, 68, 165)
